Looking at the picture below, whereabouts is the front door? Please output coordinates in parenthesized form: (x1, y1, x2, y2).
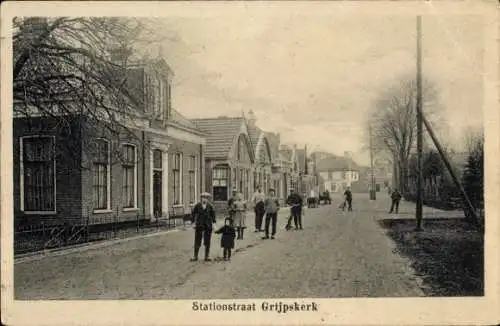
(153, 170, 162, 218)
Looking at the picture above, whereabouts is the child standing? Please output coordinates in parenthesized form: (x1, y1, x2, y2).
(215, 218, 236, 261)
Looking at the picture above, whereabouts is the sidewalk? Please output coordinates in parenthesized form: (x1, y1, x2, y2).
(14, 207, 293, 299)
(15, 206, 292, 264)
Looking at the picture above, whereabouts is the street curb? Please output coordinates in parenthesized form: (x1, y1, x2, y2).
(14, 226, 187, 264)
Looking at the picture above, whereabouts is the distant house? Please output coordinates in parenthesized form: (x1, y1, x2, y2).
(314, 152, 360, 193)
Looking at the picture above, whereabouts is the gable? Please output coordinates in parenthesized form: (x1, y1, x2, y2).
(231, 132, 254, 163)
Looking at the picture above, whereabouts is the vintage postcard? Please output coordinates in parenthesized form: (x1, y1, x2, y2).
(1, 1, 498, 325)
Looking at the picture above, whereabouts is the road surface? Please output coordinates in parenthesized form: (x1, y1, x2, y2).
(15, 194, 438, 299)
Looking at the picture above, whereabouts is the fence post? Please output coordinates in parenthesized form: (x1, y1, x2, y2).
(136, 213, 140, 233)
(157, 214, 159, 230)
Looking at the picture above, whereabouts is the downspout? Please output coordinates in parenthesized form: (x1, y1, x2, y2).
(142, 130, 147, 218)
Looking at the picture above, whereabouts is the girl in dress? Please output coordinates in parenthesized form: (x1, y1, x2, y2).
(231, 192, 247, 240)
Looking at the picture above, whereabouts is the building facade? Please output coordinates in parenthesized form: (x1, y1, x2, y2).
(13, 57, 206, 227)
(191, 117, 255, 212)
(246, 110, 274, 193)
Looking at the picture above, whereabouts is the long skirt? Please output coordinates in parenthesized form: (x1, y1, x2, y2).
(233, 211, 247, 228)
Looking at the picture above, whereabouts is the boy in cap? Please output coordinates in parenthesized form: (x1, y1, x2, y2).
(262, 188, 280, 240)
(190, 192, 217, 262)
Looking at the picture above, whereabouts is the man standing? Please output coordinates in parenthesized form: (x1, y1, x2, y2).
(250, 186, 266, 232)
(286, 189, 303, 230)
(389, 188, 402, 214)
(344, 186, 353, 212)
(262, 188, 280, 240)
(190, 192, 216, 262)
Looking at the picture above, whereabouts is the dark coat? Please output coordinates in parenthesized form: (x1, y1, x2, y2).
(191, 202, 216, 228)
(287, 194, 303, 214)
(214, 225, 236, 249)
(344, 190, 352, 200)
(391, 191, 402, 201)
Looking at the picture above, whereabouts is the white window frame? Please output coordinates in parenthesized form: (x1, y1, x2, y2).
(172, 152, 183, 206)
(122, 143, 138, 211)
(93, 138, 112, 213)
(20, 135, 57, 215)
(187, 155, 197, 205)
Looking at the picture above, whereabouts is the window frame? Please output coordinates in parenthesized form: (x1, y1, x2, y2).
(20, 135, 57, 215)
(188, 155, 197, 204)
(212, 166, 229, 201)
(93, 138, 112, 213)
(122, 143, 138, 211)
(172, 152, 183, 206)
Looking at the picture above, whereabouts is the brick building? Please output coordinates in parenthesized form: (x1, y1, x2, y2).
(13, 57, 206, 227)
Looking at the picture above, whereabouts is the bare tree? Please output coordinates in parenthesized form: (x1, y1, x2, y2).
(13, 17, 170, 168)
(367, 74, 439, 194)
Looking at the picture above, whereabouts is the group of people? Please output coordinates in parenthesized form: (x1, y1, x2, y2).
(189, 187, 307, 262)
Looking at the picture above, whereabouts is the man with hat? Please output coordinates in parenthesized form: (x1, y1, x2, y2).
(190, 192, 217, 262)
(286, 188, 303, 230)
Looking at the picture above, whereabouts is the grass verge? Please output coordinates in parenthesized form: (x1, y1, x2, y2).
(379, 218, 483, 296)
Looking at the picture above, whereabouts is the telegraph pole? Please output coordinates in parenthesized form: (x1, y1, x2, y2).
(415, 15, 424, 231)
(369, 123, 376, 200)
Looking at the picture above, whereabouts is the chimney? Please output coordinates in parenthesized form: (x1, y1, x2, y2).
(247, 110, 256, 125)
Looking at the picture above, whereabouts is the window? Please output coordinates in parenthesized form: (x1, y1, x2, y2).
(172, 153, 182, 205)
(21, 136, 56, 212)
(239, 169, 244, 198)
(212, 166, 228, 201)
(93, 139, 110, 210)
(122, 144, 137, 209)
(237, 135, 247, 161)
(188, 155, 196, 204)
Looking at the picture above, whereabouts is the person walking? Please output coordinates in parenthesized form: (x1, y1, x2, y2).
(344, 187, 353, 212)
(214, 218, 236, 261)
(389, 188, 402, 214)
(190, 192, 217, 262)
(232, 192, 247, 240)
(262, 188, 280, 240)
(250, 186, 266, 232)
(285, 189, 303, 230)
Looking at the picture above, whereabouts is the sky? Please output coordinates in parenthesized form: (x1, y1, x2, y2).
(152, 10, 484, 166)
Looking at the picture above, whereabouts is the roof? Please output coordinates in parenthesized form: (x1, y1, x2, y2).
(315, 156, 359, 172)
(191, 117, 246, 159)
(170, 108, 204, 133)
(247, 123, 262, 153)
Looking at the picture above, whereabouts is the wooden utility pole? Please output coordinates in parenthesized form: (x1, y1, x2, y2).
(415, 15, 424, 231)
(369, 123, 376, 200)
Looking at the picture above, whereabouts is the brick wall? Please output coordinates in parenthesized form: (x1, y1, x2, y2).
(13, 116, 84, 226)
(167, 139, 203, 215)
(80, 120, 147, 224)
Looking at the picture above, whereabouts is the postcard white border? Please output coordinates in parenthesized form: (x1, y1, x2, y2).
(1, 1, 499, 325)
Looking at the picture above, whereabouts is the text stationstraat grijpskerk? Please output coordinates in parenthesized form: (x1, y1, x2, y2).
(192, 301, 319, 314)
